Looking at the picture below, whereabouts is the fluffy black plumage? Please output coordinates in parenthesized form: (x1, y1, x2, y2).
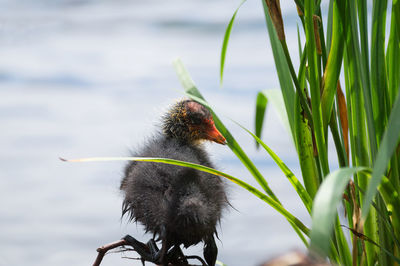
(120, 100, 228, 266)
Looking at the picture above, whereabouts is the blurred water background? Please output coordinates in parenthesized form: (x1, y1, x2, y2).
(0, 0, 315, 265)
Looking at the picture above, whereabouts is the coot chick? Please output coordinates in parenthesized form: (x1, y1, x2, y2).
(120, 99, 228, 266)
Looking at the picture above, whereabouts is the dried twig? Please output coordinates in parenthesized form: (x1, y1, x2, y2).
(93, 239, 129, 266)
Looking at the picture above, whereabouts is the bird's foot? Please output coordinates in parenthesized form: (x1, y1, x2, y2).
(164, 245, 189, 265)
(123, 235, 163, 265)
(122, 235, 200, 266)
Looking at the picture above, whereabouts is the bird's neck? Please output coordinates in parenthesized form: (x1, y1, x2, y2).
(162, 134, 204, 148)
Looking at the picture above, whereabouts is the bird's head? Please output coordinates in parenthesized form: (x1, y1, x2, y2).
(162, 99, 226, 145)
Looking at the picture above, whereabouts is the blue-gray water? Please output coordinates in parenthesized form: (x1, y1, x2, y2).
(0, 1, 312, 265)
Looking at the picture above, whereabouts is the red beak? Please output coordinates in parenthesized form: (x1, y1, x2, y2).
(207, 124, 227, 145)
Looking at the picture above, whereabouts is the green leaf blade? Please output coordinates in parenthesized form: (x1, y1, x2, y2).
(321, 1, 344, 129)
(261, 0, 296, 144)
(220, 0, 246, 86)
(304, 0, 329, 176)
(371, 0, 389, 141)
(64, 155, 310, 235)
(255, 91, 268, 148)
(362, 91, 400, 220)
(236, 121, 313, 214)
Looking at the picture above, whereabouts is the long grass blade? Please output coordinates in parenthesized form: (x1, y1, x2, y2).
(395, 0, 400, 37)
(62, 156, 310, 235)
(220, 0, 246, 86)
(321, 0, 344, 129)
(371, 0, 389, 141)
(294, 94, 320, 198)
(305, 0, 329, 176)
(255, 91, 268, 148)
(297, 24, 302, 60)
(235, 121, 313, 213)
(326, 0, 334, 53)
(294, 41, 321, 197)
(261, 0, 296, 143)
(348, 0, 378, 159)
(387, 0, 400, 107)
(362, 91, 400, 220)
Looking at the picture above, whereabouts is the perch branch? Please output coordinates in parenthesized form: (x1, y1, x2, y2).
(93, 239, 129, 266)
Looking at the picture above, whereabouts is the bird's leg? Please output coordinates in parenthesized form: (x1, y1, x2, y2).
(185, 255, 207, 266)
(203, 235, 217, 266)
(124, 234, 179, 266)
(122, 235, 160, 264)
(166, 245, 188, 265)
(157, 225, 170, 266)
(146, 238, 159, 255)
(123, 226, 171, 265)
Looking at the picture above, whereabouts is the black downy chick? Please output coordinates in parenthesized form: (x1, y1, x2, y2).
(120, 99, 228, 266)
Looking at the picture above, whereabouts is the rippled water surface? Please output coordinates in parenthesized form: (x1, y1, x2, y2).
(0, 1, 311, 265)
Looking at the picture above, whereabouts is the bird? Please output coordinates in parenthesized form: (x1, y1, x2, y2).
(120, 99, 228, 266)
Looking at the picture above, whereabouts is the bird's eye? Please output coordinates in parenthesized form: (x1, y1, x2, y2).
(191, 116, 202, 125)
